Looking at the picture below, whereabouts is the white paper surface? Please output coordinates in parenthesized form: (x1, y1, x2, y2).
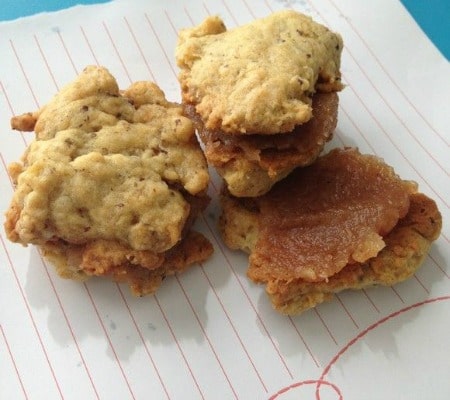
(0, 0, 449, 399)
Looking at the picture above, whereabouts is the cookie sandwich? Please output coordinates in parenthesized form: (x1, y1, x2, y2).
(177, 10, 343, 197)
(219, 148, 442, 314)
(5, 66, 213, 295)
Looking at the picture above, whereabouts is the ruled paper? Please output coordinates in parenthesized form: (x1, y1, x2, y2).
(0, 0, 449, 399)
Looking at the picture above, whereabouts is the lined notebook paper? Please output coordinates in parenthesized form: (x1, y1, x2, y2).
(1, 0, 449, 399)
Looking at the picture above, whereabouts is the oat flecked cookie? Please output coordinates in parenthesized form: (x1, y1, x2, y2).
(5, 66, 213, 295)
(176, 10, 343, 135)
(219, 148, 442, 314)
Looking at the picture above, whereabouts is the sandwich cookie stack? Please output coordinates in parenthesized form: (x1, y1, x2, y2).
(176, 10, 343, 197)
(5, 66, 213, 295)
(176, 11, 442, 314)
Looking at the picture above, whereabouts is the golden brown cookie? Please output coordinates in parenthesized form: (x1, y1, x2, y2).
(5, 66, 213, 295)
(185, 92, 338, 197)
(176, 10, 343, 135)
(219, 148, 442, 314)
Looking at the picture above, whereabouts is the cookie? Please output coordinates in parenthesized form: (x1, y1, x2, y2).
(176, 10, 343, 135)
(219, 148, 442, 314)
(5, 66, 213, 295)
(185, 92, 338, 197)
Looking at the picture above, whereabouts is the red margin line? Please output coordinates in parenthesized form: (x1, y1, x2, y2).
(0, 325, 28, 399)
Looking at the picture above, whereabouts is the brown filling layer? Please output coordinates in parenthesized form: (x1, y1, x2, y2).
(185, 92, 338, 177)
(248, 148, 417, 282)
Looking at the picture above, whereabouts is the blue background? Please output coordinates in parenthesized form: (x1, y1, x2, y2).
(0, 0, 111, 20)
(0, 0, 449, 60)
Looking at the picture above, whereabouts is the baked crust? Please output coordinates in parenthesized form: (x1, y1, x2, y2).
(40, 230, 213, 296)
